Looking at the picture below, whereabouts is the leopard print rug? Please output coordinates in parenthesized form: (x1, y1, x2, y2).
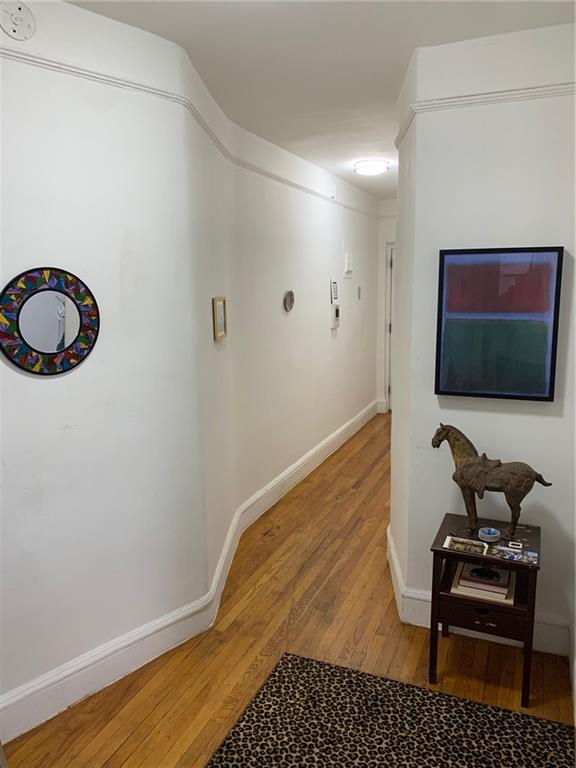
(207, 653, 574, 767)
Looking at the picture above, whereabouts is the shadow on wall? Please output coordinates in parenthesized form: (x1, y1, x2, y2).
(524, 502, 575, 614)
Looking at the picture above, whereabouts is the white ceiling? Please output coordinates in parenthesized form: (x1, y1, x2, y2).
(73, 1, 574, 199)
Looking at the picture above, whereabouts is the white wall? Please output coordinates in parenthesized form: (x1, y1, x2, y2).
(0, 1, 380, 739)
(1, 46, 209, 694)
(390, 25, 575, 654)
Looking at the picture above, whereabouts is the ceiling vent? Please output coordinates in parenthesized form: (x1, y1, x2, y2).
(0, 1, 36, 41)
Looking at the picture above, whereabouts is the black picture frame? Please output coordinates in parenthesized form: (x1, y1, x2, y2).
(434, 247, 563, 402)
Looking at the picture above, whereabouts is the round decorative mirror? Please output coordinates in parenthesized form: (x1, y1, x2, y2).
(0, 268, 99, 375)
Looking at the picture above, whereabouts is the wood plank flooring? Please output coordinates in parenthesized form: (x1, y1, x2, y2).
(6, 414, 573, 767)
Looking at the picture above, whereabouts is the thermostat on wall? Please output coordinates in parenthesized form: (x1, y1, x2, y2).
(343, 240, 354, 278)
(330, 279, 338, 303)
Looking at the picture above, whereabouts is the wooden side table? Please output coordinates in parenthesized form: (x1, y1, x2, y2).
(429, 513, 541, 708)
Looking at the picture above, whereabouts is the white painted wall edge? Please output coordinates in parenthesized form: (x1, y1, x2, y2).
(0, 401, 378, 742)
(386, 525, 570, 657)
(395, 80, 576, 148)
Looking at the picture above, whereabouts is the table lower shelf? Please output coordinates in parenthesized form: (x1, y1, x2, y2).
(439, 557, 530, 612)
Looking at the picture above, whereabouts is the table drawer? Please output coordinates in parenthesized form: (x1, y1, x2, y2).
(438, 598, 529, 640)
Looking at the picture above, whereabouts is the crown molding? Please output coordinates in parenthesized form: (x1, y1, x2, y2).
(395, 80, 576, 148)
(0, 46, 380, 220)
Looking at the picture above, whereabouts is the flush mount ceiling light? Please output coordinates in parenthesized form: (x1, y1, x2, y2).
(353, 159, 390, 177)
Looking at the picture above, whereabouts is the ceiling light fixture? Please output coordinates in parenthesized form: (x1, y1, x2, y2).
(353, 159, 390, 177)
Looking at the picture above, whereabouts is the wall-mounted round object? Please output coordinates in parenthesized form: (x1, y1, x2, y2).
(0, 268, 100, 376)
(283, 290, 295, 313)
(0, 1, 36, 41)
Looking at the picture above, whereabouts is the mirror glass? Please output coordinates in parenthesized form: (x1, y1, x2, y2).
(18, 291, 81, 353)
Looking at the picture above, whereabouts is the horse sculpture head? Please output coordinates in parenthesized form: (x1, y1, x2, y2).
(431, 423, 450, 448)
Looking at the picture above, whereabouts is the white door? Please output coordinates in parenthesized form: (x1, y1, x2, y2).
(385, 244, 394, 410)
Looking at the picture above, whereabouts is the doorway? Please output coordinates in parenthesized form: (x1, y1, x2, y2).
(378, 242, 395, 412)
(385, 243, 394, 410)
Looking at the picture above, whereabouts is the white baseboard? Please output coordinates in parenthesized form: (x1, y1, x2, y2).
(386, 525, 570, 657)
(0, 596, 218, 745)
(0, 401, 378, 743)
(376, 399, 388, 413)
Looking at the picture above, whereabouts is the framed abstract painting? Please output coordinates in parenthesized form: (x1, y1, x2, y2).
(435, 247, 563, 401)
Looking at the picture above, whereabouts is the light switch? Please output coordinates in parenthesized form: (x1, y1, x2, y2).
(331, 302, 340, 329)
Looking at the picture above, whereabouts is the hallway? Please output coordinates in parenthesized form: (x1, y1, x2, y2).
(6, 414, 573, 767)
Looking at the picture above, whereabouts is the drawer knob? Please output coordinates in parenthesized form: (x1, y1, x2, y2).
(473, 620, 497, 628)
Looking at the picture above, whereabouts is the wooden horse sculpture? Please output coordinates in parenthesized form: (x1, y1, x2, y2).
(431, 424, 551, 535)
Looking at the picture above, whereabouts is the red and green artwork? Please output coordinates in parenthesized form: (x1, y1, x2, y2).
(435, 249, 563, 401)
(0, 268, 100, 376)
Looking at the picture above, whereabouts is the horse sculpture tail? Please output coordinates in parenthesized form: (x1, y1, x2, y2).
(535, 473, 552, 487)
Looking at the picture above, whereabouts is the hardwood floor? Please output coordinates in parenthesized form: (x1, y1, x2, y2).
(6, 414, 573, 767)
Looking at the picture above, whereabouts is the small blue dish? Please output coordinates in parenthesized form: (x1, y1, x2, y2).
(478, 526, 501, 543)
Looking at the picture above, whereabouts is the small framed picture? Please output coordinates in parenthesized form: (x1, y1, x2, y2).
(212, 296, 227, 341)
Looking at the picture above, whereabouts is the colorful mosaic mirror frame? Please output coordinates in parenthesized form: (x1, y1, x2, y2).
(0, 268, 100, 375)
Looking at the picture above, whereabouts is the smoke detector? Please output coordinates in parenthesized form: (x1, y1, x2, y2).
(0, 1, 36, 41)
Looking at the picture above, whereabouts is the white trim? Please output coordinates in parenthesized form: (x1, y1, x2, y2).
(0, 401, 377, 742)
(376, 400, 388, 414)
(395, 80, 576, 147)
(0, 46, 378, 221)
(386, 525, 570, 656)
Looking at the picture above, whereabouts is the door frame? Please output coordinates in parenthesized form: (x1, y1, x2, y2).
(377, 241, 394, 413)
(384, 242, 394, 411)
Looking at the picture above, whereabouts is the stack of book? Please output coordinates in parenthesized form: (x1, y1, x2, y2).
(450, 562, 515, 604)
